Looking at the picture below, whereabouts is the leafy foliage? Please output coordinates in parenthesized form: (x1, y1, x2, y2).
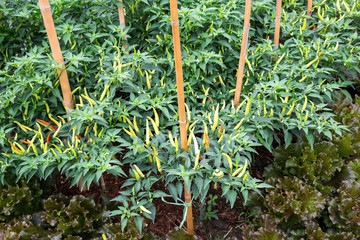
(242, 214, 286, 240)
(41, 194, 105, 236)
(265, 177, 325, 225)
(1, 0, 360, 233)
(244, 91, 360, 238)
(329, 180, 360, 235)
(0, 180, 42, 221)
(0, 190, 142, 239)
(265, 141, 343, 193)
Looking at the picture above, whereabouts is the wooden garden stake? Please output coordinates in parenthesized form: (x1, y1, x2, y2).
(274, 0, 282, 47)
(234, 0, 252, 105)
(39, 0, 74, 111)
(118, 0, 128, 49)
(307, 0, 313, 16)
(39, 0, 89, 192)
(169, 0, 194, 235)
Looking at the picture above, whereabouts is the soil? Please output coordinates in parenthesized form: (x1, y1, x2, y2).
(52, 146, 274, 240)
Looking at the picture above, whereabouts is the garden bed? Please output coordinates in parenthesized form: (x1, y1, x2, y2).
(1, 0, 360, 239)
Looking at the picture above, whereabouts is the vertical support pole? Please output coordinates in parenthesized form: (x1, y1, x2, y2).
(118, 0, 128, 49)
(39, 0, 89, 191)
(169, 0, 194, 235)
(274, 0, 282, 47)
(234, 0, 252, 105)
(307, 0, 313, 16)
(39, 0, 74, 111)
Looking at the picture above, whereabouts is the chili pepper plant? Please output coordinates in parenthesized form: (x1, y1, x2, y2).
(0, 0, 359, 234)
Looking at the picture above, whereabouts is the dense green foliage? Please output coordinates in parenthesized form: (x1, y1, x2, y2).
(0, 183, 142, 239)
(0, 180, 42, 221)
(243, 95, 360, 239)
(1, 0, 360, 234)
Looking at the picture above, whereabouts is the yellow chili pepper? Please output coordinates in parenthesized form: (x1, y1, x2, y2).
(242, 172, 250, 182)
(58, 116, 66, 124)
(1, 153, 11, 158)
(273, 52, 286, 71)
(304, 110, 309, 122)
(245, 98, 251, 116)
(202, 121, 209, 145)
(175, 136, 179, 152)
(193, 152, 200, 169)
(234, 118, 244, 130)
(100, 84, 110, 102)
(301, 96, 308, 113)
(14, 121, 34, 132)
(152, 145, 162, 173)
(169, 131, 176, 147)
(81, 94, 97, 106)
(133, 116, 140, 133)
(134, 164, 145, 178)
(236, 99, 246, 112)
(153, 108, 159, 127)
(222, 153, 233, 171)
(147, 117, 159, 135)
(139, 205, 152, 214)
(286, 102, 296, 116)
(213, 169, 224, 178)
(232, 166, 243, 177)
(269, 108, 274, 118)
(237, 159, 248, 178)
(133, 169, 140, 181)
(146, 71, 152, 89)
(211, 104, 219, 132)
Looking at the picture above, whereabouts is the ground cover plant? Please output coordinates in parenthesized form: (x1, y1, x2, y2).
(1, 0, 360, 238)
(0, 181, 142, 239)
(243, 94, 360, 239)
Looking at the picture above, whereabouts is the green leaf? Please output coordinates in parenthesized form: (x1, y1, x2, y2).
(168, 183, 178, 202)
(242, 190, 248, 203)
(134, 215, 142, 234)
(306, 131, 315, 149)
(227, 190, 237, 208)
(121, 217, 128, 232)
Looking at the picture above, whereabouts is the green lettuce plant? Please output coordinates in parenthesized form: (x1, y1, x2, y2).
(241, 214, 286, 240)
(0, 180, 42, 221)
(264, 141, 343, 193)
(329, 180, 360, 235)
(265, 177, 325, 226)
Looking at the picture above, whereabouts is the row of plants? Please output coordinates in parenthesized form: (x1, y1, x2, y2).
(0, 180, 143, 239)
(1, 0, 360, 234)
(1, 95, 360, 239)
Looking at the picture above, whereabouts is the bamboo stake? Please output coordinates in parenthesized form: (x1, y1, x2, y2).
(39, 0, 73, 111)
(118, 0, 128, 49)
(233, 0, 252, 105)
(274, 0, 282, 47)
(169, 0, 194, 235)
(307, 0, 313, 16)
(39, 0, 88, 192)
